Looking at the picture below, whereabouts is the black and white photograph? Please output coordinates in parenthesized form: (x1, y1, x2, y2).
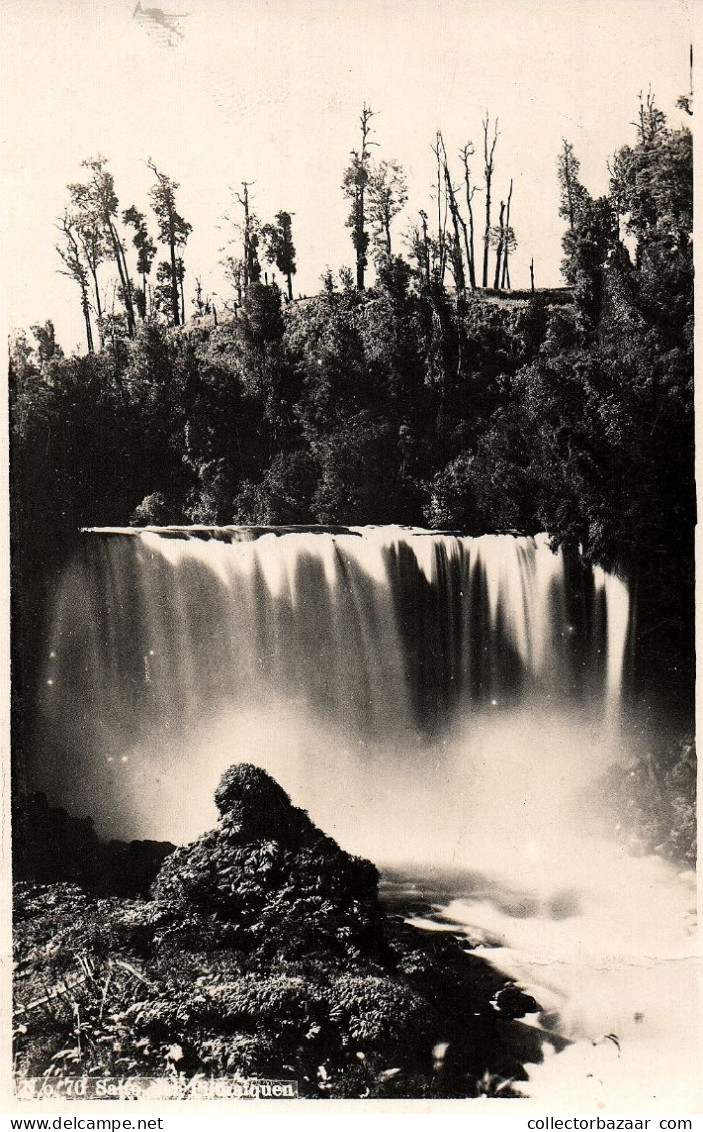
(2, 0, 698, 1113)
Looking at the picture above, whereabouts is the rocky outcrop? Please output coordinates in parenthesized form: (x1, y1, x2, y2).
(152, 763, 384, 960)
(13, 764, 551, 1097)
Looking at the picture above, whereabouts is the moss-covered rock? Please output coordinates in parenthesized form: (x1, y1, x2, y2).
(13, 766, 549, 1097)
(151, 764, 383, 961)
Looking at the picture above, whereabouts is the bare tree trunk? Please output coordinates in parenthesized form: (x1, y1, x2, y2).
(356, 178, 365, 288)
(237, 181, 255, 292)
(493, 201, 505, 289)
(78, 236, 103, 343)
(438, 133, 465, 296)
(79, 236, 103, 324)
(286, 271, 293, 301)
(530, 258, 535, 292)
(459, 145, 477, 290)
(433, 135, 449, 284)
(92, 269, 103, 322)
(482, 115, 499, 288)
(355, 105, 376, 290)
(420, 211, 431, 286)
(81, 289, 94, 353)
(501, 179, 513, 290)
(169, 234, 180, 326)
(108, 219, 135, 335)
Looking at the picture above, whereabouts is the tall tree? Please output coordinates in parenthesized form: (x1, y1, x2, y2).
(123, 206, 156, 318)
(433, 132, 448, 284)
(435, 134, 465, 296)
(481, 115, 499, 288)
(500, 179, 514, 289)
(492, 200, 506, 289)
(261, 210, 297, 299)
(232, 182, 261, 291)
(153, 260, 179, 324)
(68, 204, 109, 329)
(633, 88, 667, 145)
(561, 194, 618, 328)
(29, 321, 64, 368)
(147, 160, 192, 326)
(557, 141, 589, 232)
(459, 142, 478, 289)
(69, 156, 136, 336)
(368, 159, 408, 257)
(342, 104, 377, 289)
(56, 213, 94, 352)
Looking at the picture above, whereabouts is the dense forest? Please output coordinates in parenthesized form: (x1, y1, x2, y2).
(10, 95, 694, 711)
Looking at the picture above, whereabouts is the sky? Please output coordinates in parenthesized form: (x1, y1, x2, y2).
(0, 0, 693, 352)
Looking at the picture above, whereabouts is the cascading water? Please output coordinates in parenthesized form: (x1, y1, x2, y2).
(36, 526, 697, 1105)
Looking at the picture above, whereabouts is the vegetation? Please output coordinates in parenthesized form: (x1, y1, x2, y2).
(602, 734, 696, 868)
(9, 94, 694, 858)
(9, 92, 695, 1099)
(14, 766, 546, 1097)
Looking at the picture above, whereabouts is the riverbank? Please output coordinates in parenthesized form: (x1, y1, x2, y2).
(13, 765, 551, 1099)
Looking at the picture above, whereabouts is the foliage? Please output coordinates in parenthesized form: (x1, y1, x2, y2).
(367, 160, 408, 257)
(602, 735, 696, 868)
(13, 767, 542, 1097)
(151, 764, 384, 963)
(261, 211, 297, 299)
(147, 162, 192, 325)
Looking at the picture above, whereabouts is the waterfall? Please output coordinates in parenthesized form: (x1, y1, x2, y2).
(39, 526, 628, 843)
(34, 525, 697, 1104)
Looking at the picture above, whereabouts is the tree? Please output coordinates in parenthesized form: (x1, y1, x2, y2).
(557, 141, 617, 326)
(557, 141, 589, 231)
(459, 143, 479, 289)
(56, 213, 95, 352)
(152, 261, 179, 324)
(29, 321, 64, 368)
(632, 88, 667, 145)
(609, 113, 692, 270)
(342, 104, 377, 289)
(65, 195, 109, 331)
(489, 183, 517, 291)
(481, 115, 499, 288)
(500, 179, 514, 289)
(367, 159, 408, 258)
(261, 211, 297, 300)
(561, 194, 618, 328)
(234, 182, 261, 290)
(435, 134, 465, 296)
(192, 276, 212, 318)
(69, 156, 136, 336)
(147, 160, 192, 326)
(432, 134, 448, 285)
(492, 201, 505, 289)
(407, 210, 431, 287)
(123, 206, 156, 318)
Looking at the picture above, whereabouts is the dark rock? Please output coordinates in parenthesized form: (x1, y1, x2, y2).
(12, 791, 175, 896)
(152, 763, 383, 960)
(493, 985, 542, 1019)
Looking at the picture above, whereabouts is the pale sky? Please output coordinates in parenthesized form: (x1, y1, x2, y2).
(1, 0, 692, 352)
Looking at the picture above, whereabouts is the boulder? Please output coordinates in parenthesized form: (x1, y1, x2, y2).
(152, 763, 383, 960)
